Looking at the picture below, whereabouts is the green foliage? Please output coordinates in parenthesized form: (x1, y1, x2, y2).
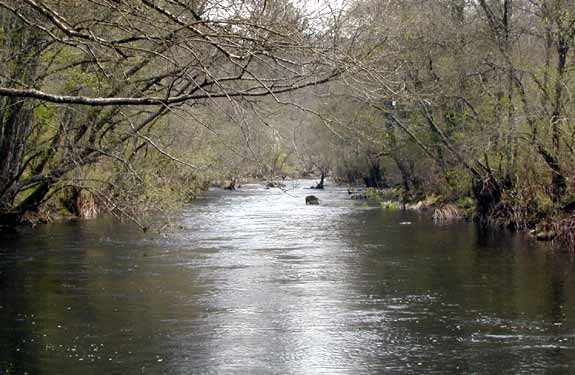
(531, 191, 555, 216)
(34, 104, 56, 126)
(443, 168, 472, 197)
(380, 201, 402, 210)
(366, 187, 402, 201)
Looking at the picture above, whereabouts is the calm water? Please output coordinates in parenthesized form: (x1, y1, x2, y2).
(1, 180, 575, 374)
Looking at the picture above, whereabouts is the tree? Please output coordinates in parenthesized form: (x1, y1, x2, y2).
(0, 0, 344, 222)
(330, 0, 575, 226)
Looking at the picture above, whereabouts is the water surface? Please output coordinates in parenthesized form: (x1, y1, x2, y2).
(1, 180, 575, 374)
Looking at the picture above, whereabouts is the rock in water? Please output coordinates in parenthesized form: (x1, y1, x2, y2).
(305, 195, 320, 205)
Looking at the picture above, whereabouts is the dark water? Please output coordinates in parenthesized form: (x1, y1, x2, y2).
(1, 181, 575, 374)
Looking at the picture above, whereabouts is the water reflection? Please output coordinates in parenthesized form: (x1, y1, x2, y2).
(1, 180, 575, 374)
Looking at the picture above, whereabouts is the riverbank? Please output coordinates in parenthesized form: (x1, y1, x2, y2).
(353, 187, 574, 250)
(2, 177, 573, 252)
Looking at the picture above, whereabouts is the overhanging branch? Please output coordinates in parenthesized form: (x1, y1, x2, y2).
(0, 72, 340, 107)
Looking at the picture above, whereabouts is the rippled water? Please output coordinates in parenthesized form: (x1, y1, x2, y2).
(2, 180, 575, 374)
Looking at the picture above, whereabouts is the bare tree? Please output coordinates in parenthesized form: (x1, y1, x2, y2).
(0, 0, 345, 222)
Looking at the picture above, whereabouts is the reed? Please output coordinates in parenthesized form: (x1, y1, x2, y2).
(77, 189, 99, 219)
(432, 204, 463, 221)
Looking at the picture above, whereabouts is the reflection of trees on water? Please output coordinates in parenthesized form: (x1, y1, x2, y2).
(0, 247, 41, 374)
(340, 209, 575, 373)
(0, 221, 207, 374)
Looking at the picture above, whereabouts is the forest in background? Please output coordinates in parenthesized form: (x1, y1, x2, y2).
(1, 0, 575, 247)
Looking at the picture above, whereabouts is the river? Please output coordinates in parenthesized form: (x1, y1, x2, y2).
(1, 180, 575, 374)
